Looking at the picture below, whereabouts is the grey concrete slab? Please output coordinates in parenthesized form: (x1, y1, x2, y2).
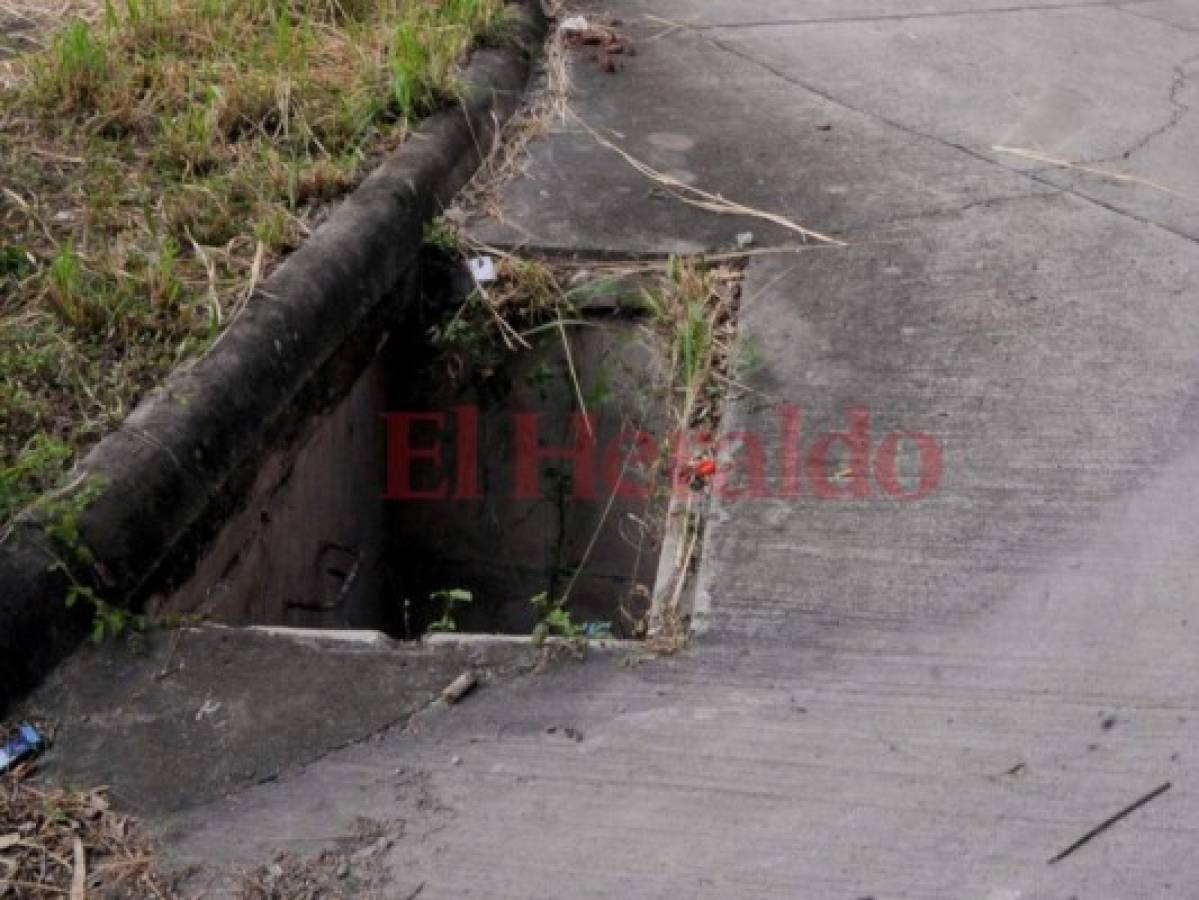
(705, 5, 1192, 162)
(165, 634, 1197, 898)
(468, 22, 1049, 253)
(1028, 48, 1199, 243)
(703, 4, 1199, 240)
(696, 192, 1199, 641)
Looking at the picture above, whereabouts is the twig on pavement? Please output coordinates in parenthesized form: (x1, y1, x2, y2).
(1047, 781, 1172, 864)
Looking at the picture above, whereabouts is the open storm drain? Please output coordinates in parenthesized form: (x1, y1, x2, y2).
(151, 245, 745, 648)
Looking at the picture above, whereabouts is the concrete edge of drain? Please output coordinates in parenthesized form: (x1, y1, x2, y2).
(0, 1, 547, 717)
(243, 626, 638, 654)
(423, 632, 638, 652)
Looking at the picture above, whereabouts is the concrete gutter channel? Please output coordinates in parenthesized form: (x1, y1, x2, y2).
(0, 2, 546, 715)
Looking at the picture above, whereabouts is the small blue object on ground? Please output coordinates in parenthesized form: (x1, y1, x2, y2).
(0, 723, 47, 775)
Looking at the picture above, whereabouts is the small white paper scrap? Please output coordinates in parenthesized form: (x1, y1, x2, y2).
(468, 256, 497, 284)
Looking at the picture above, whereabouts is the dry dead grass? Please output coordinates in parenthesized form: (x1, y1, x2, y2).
(1, 761, 177, 898)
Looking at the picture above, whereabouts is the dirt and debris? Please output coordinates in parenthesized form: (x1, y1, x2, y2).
(240, 850, 357, 900)
(532, 639, 589, 674)
(0, 764, 176, 898)
(239, 819, 402, 900)
(560, 16, 631, 73)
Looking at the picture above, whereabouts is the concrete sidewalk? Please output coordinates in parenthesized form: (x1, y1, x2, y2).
(31, 1, 1199, 896)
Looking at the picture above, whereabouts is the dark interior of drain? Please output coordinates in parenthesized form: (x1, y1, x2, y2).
(380, 251, 671, 638)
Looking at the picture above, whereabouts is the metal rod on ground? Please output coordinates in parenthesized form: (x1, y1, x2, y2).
(1047, 781, 1172, 864)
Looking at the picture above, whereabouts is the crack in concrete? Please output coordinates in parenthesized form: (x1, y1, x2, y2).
(701, 32, 1199, 247)
(1114, 53, 1197, 161)
(224, 657, 530, 801)
(224, 692, 439, 796)
(1051, 48, 1199, 174)
(700, 0, 1151, 31)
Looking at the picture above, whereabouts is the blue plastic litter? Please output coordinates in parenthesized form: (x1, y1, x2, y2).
(0, 723, 46, 775)
(581, 622, 613, 639)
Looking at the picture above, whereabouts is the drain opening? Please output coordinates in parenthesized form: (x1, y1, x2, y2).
(153, 248, 744, 646)
(383, 267, 668, 638)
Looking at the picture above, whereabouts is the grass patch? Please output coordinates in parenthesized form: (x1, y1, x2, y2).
(0, 0, 505, 526)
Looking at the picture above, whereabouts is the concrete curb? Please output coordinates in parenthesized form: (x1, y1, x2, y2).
(0, 2, 547, 715)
